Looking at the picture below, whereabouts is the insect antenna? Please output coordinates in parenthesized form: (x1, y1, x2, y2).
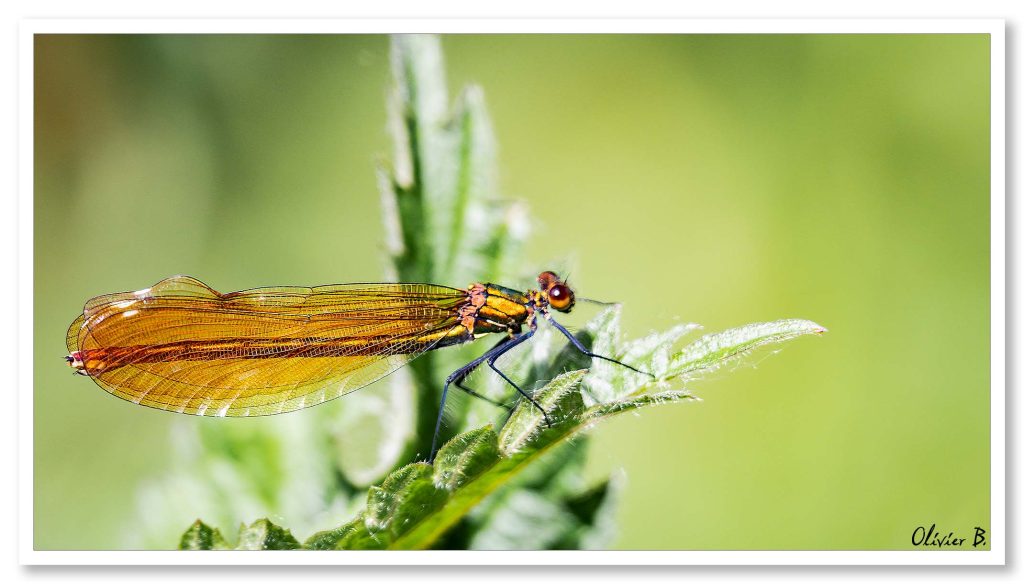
(576, 297, 620, 307)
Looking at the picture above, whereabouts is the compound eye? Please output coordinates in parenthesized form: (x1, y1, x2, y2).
(547, 283, 574, 312)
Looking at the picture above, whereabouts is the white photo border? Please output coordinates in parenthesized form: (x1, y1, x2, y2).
(18, 18, 1006, 566)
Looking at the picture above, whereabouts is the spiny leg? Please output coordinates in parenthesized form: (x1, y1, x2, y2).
(431, 368, 483, 463)
(483, 329, 553, 428)
(545, 314, 656, 378)
(449, 338, 514, 412)
(453, 366, 522, 428)
(454, 379, 512, 411)
(430, 335, 522, 463)
(487, 359, 552, 428)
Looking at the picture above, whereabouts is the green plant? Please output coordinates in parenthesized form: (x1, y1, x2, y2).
(180, 313, 825, 550)
(164, 34, 825, 551)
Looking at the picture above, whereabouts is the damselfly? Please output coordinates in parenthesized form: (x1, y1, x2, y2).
(65, 271, 650, 461)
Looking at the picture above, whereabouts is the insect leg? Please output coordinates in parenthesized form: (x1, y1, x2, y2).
(454, 381, 512, 411)
(451, 338, 514, 411)
(483, 330, 553, 428)
(430, 335, 520, 463)
(544, 314, 655, 378)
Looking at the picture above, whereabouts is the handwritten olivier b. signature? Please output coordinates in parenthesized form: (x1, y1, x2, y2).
(911, 524, 988, 549)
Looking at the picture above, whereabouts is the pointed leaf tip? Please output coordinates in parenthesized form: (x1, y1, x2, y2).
(666, 318, 827, 381)
(179, 519, 229, 550)
(235, 518, 301, 551)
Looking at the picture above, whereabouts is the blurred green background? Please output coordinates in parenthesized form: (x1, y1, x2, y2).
(34, 34, 990, 550)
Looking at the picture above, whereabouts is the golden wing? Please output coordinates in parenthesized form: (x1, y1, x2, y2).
(66, 276, 471, 417)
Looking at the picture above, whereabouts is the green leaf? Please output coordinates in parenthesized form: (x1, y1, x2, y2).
(365, 463, 449, 543)
(183, 315, 826, 550)
(557, 475, 624, 550)
(467, 489, 580, 550)
(326, 514, 390, 551)
(234, 519, 301, 551)
(178, 519, 229, 550)
(583, 390, 699, 421)
(465, 474, 622, 551)
(583, 307, 701, 404)
(383, 34, 523, 288)
(387, 371, 589, 550)
(380, 34, 530, 467)
(667, 319, 828, 382)
(433, 425, 501, 491)
(303, 515, 367, 551)
(498, 370, 587, 455)
(183, 518, 302, 551)
(364, 319, 825, 550)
